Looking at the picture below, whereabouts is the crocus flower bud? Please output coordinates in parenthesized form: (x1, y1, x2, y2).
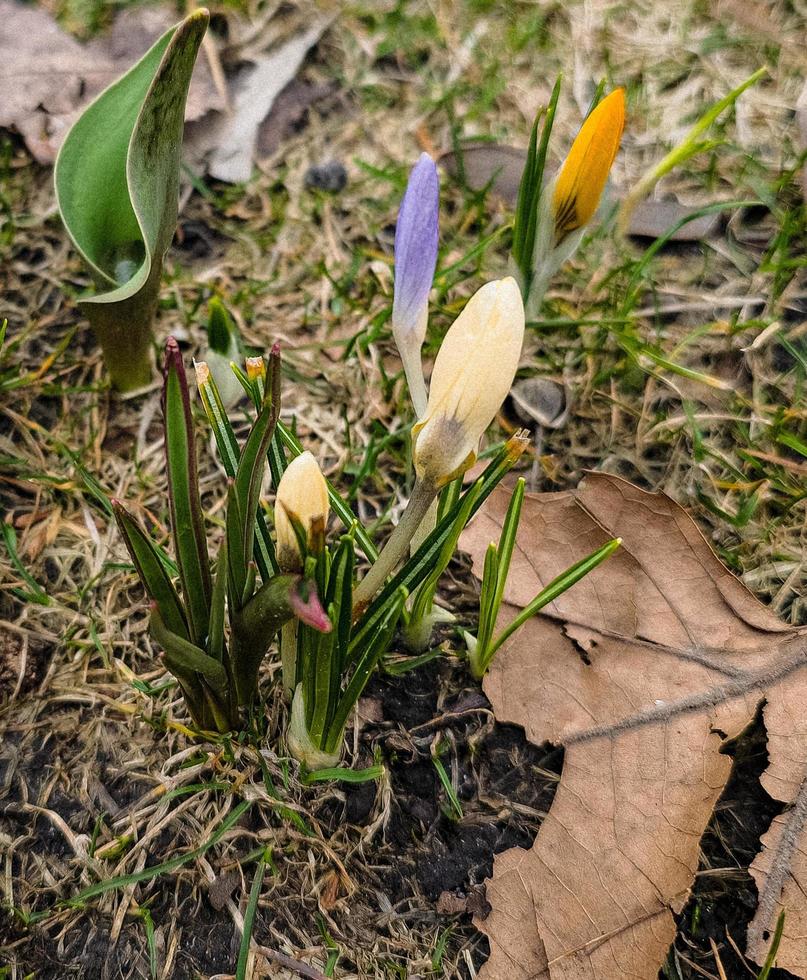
(552, 88, 625, 241)
(245, 356, 265, 381)
(392, 153, 439, 416)
(413, 278, 524, 487)
(275, 451, 330, 571)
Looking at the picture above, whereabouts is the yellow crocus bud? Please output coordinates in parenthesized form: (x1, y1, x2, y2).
(275, 451, 329, 571)
(412, 278, 524, 487)
(552, 88, 625, 240)
(245, 356, 265, 381)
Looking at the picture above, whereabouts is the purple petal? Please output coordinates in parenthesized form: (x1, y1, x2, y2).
(393, 153, 439, 333)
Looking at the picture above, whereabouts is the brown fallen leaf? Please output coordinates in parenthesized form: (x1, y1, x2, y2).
(0, 2, 222, 164)
(459, 474, 807, 978)
(256, 78, 338, 159)
(184, 18, 332, 183)
(439, 143, 721, 241)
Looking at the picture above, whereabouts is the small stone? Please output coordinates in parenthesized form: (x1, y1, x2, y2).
(304, 159, 348, 193)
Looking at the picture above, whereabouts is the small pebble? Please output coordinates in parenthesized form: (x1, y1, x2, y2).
(304, 160, 348, 193)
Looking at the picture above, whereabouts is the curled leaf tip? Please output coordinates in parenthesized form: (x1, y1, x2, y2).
(290, 581, 332, 634)
(194, 360, 210, 385)
(552, 87, 625, 239)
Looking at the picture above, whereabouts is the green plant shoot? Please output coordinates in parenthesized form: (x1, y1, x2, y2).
(465, 478, 622, 679)
(55, 11, 208, 391)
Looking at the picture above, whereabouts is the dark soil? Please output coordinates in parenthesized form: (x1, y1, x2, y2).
(665, 707, 797, 980)
(1, 650, 801, 979)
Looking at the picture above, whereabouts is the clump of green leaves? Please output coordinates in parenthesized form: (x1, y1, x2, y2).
(192, 349, 528, 766)
(464, 478, 621, 679)
(114, 339, 332, 733)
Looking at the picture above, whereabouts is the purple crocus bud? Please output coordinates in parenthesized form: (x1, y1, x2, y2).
(392, 153, 439, 416)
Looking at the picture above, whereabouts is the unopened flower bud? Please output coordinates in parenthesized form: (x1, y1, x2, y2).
(552, 88, 625, 241)
(245, 356, 265, 381)
(392, 153, 439, 415)
(413, 278, 525, 487)
(275, 452, 329, 571)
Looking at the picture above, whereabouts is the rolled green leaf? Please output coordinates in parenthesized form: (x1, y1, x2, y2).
(54, 11, 209, 391)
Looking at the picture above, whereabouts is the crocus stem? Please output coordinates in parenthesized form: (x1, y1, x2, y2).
(353, 477, 438, 614)
(402, 348, 428, 418)
(409, 496, 438, 557)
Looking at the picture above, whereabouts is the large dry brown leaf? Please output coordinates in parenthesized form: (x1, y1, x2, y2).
(459, 474, 807, 978)
(0, 3, 221, 163)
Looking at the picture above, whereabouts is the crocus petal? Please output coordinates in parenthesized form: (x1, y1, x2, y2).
(552, 88, 625, 239)
(275, 451, 330, 571)
(413, 277, 524, 486)
(392, 152, 439, 345)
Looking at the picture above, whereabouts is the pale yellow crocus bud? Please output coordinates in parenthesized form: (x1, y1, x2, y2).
(412, 278, 525, 488)
(275, 451, 329, 572)
(552, 88, 625, 241)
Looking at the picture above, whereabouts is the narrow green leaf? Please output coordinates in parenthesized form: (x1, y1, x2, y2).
(138, 908, 158, 980)
(432, 743, 463, 820)
(235, 849, 270, 980)
(196, 363, 278, 579)
(1, 524, 51, 606)
(475, 542, 500, 656)
(208, 536, 228, 663)
(112, 500, 188, 640)
(163, 338, 211, 645)
(54, 12, 209, 390)
(349, 440, 523, 658)
(301, 764, 385, 785)
(409, 479, 478, 627)
(226, 479, 248, 608)
(484, 536, 622, 669)
(62, 800, 251, 907)
(309, 603, 337, 743)
(483, 477, 525, 648)
(757, 910, 785, 980)
(512, 76, 561, 298)
(327, 535, 355, 673)
(233, 346, 281, 579)
(326, 589, 406, 753)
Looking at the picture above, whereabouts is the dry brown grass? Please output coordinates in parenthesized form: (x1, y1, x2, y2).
(1, 0, 805, 976)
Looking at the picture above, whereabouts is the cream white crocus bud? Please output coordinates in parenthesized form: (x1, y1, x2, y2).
(413, 278, 525, 488)
(275, 451, 329, 572)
